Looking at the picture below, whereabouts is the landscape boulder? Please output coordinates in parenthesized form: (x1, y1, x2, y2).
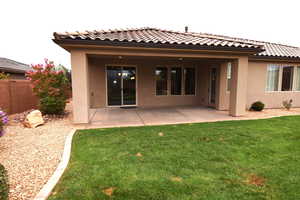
(23, 110, 44, 128)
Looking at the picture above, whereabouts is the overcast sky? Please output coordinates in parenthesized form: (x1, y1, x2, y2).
(1, 0, 299, 68)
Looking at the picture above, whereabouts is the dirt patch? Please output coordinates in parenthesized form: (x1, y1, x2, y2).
(245, 174, 265, 187)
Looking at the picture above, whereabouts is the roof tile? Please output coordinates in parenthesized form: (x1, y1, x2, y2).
(54, 27, 300, 59)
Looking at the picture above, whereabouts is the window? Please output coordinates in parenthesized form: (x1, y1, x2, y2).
(266, 65, 279, 91)
(155, 67, 168, 95)
(281, 66, 294, 91)
(184, 68, 196, 95)
(171, 67, 182, 95)
(227, 62, 232, 91)
(297, 67, 300, 91)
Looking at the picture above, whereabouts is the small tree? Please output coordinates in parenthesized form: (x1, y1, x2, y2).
(26, 59, 70, 114)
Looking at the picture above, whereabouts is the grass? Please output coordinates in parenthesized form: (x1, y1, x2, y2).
(48, 116, 300, 200)
(0, 164, 8, 200)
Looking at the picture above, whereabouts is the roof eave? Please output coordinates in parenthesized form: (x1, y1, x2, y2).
(53, 38, 263, 54)
(0, 67, 26, 74)
(250, 55, 300, 62)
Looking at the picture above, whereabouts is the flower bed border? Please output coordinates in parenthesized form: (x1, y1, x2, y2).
(34, 129, 76, 200)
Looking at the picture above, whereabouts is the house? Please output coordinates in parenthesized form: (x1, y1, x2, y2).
(53, 27, 300, 123)
(0, 57, 31, 79)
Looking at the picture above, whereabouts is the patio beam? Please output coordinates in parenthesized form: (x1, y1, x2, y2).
(71, 50, 90, 123)
(81, 48, 244, 60)
(229, 57, 248, 116)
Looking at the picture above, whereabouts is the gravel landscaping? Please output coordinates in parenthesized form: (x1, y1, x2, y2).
(0, 112, 73, 200)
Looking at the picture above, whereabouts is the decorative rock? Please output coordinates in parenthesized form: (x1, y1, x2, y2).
(23, 110, 45, 128)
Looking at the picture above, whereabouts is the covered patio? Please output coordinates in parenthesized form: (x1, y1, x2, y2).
(53, 28, 263, 124)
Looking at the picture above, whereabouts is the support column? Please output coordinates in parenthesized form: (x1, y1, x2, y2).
(71, 51, 90, 123)
(229, 57, 248, 116)
(217, 62, 229, 110)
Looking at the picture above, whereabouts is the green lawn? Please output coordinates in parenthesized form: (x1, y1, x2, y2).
(49, 116, 300, 200)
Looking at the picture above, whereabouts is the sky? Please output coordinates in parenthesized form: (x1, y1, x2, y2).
(1, 0, 299, 69)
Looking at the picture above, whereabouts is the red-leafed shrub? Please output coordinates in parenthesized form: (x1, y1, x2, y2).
(26, 59, 70, 114)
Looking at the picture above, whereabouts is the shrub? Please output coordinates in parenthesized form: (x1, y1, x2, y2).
(0, 164, 8, 200)
(0, 110, 8, 137)
(283, 99, 293, 110)
(26, 59, 70, 115)
(250, 101, 265, 111)
(39, 96, 66, 114)
(0, 73, 9, 80)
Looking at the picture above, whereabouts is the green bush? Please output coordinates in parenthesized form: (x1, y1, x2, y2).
(250, 101, 265, 111)
(39, 96, 66, 115)
(0, 164, 9, 200)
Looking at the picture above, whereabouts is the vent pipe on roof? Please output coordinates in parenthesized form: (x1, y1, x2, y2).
(185, 26, 188, 33)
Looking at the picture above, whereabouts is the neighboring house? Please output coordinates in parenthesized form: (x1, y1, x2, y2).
(53, 27, 300, 123)
(0, 57, 31, 79)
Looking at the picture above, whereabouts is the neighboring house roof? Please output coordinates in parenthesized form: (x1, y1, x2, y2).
(0, 57, 31, 73)
(53, 27, 300, 59)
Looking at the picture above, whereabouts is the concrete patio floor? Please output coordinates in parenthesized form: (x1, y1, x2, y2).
(86, 106, 300, 128)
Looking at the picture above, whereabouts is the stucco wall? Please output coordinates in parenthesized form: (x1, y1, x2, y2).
(247, 61, 300, 108)
(218, 61, 300, 110)
(88, 57, 216, 108)
(88, 57, 300, 110)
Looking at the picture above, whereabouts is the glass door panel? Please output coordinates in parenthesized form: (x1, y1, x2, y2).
(122, 67, 136, 105)
(107, 66, 122, 106)
(107, 66, 136, 106)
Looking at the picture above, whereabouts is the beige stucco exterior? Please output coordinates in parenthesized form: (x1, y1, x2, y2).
(247, 61, 300, 108)
(68, 46, 300, 123)
(88, 57, 216, 109)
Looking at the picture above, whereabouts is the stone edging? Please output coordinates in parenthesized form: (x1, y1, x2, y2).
(34, 129, 77, 200)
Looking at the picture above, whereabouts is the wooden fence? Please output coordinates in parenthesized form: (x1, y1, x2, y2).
(0, 80, 38, 114)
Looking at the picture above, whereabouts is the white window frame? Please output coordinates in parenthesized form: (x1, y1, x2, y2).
(266, 64, 300, 93)
(266, 64, 280, 92)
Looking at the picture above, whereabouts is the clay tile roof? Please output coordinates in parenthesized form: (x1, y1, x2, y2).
(190, 32, 300, 59)
(54, 27, 263, 50)
(0, 57, 31, 73)
(54, 27, 300, 59)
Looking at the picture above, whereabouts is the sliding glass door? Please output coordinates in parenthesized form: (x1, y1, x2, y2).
(107, 66, 136, 106)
